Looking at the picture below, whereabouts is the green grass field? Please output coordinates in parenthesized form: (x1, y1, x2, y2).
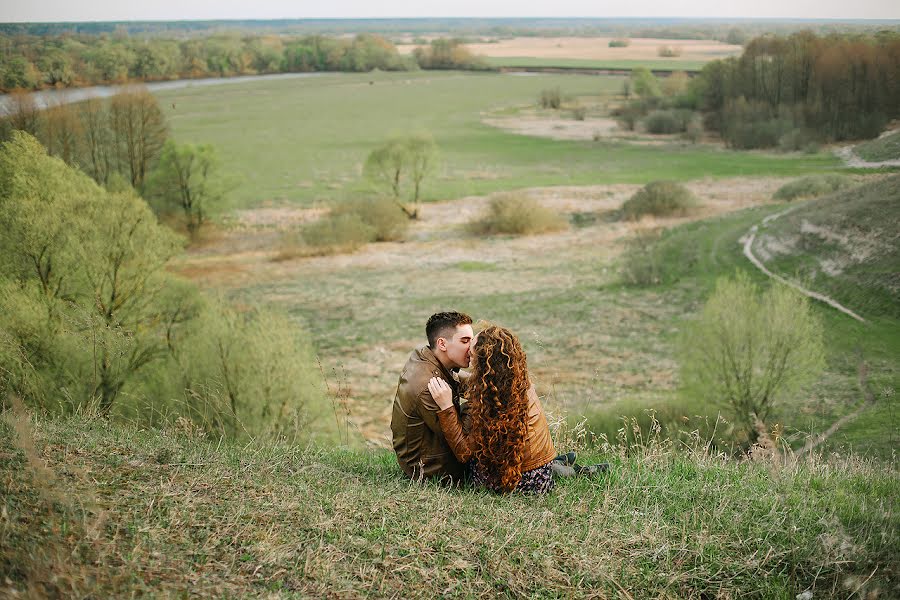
(157, 71, 840, 212)
(484, 56, 708, 71)
(4, 414, 897, 598)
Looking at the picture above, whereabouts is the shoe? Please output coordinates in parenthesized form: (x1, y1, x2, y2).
(574, 463, 610, 476)
(553, 451, 577, 466)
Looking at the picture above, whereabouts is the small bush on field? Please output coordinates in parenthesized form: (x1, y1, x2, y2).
(301, 213, 375, 254)
(778, 128, 821, 152)
(773, 174, 852, 201)
(643, 109, 693, 134)
(333, 195, 409, 241)
(620, 228, 666, 285)
(682, 118, 703, 143)
(658, 45, 682, 57)
(469, 193, 567, 236)
(622, 181, 697, 220)
(539, 87, 561, 109)
(571, 105, 586, 120)
(608, 38, 630, 47)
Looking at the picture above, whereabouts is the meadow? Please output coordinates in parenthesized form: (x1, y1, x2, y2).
(157, 70, 840, 212)
(155, 69, 897, 458)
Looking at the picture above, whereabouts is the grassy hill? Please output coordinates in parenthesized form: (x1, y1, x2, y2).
(753, 175, 900, 320)
(2, 413, 897, 598)
(854, 131, 900, 162)
(598, 177, 899, 458)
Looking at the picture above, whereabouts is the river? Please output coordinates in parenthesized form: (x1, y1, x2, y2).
(0, 72, 326, 113)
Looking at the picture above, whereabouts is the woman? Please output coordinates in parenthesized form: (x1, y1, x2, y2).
(427, 325, 557, 494)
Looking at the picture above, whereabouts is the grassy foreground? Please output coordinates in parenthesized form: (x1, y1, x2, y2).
(3, 413, 898, 598)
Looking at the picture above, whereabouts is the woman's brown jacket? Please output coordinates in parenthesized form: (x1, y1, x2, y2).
(437, 385, 556, 473)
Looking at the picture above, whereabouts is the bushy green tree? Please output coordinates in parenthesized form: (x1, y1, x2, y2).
(0, 133, 328, 440)
(0, 132, 182, 413)
(679, 272, 825, 444)
(631, 67, 662, 99)
(363, 134, 439, 218)
(147, 140, 224, 238)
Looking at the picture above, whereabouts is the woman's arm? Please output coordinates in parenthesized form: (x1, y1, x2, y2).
(428, 376, 473, 462)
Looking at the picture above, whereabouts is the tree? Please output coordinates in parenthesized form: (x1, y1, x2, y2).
(0, 131, 181, 415)
(405, 133, 438, 206)
(631, 67, 662, 99)
(147, 140, 224, 238)
(77, 96, 113, 184)
(679, 272, 825, 445)
(109, 86, 168, 189)
(42, 96, 81, 165)
(3, 89, 40, 136)
(363, 134, 440, 219)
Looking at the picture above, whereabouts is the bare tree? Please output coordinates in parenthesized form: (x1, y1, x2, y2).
(109, 86, 168, 190)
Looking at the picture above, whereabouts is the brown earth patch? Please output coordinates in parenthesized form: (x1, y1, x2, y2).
(398, 36, 742, 62)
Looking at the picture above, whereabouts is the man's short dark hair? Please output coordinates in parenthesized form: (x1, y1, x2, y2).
(426, 311, 473, 349)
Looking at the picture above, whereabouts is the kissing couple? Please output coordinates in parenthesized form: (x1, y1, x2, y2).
(391, 311, 607, 494)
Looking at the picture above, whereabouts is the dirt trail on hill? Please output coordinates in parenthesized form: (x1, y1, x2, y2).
(741, 207, 868, 323)
(834, 146, 900, 168)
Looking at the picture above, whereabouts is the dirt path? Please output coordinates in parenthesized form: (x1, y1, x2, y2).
(741, 206, 867, 323)
(834, 145, 900, 169)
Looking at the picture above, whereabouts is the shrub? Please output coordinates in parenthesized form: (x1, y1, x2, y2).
(469, 193, 567, 236)
(682, 118, 703, 143)
(631, 67, 662, 99)
(301, 213, 375, 254)
(657, 45, 682, 57)
(621, 181, 697, 220)
(619, 228, 665, 286)
(679, 272, 825, 445)
(571, 105, 586, 121)
(661, 71, 690, 97)
(333, 195, 409, 242)
(777, 128, 822, 152)
(539, 87, 561, 109)
(608, 38, 630, 48)
(772, 174, 853, 201)
(643, 109, 693, 134)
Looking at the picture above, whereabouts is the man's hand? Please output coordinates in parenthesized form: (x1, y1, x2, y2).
(427, 377, 454, 411)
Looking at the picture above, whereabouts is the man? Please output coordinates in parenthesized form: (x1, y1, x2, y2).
(391, 311, 473, 482)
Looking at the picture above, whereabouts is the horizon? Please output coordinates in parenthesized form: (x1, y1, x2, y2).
(3, 0, 900, 24)
(4, 16, 900, 24)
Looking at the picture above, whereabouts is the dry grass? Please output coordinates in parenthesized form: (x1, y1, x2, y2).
(2, 413, 897, 598)
(170, 179, 800, 443)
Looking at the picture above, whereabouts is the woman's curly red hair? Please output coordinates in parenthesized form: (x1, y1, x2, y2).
(466, 325, 530, 492)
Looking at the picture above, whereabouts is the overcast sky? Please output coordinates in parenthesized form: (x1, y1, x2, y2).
(2, 0, 899, 23)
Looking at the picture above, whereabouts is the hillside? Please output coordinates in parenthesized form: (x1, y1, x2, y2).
(2, 413, 897, 598)
(752, 175, 900, 320)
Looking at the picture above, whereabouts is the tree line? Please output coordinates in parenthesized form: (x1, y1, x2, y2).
(611, 30, 900, 149)
(0, 32, 487, 92)
(691, 30, 900, 147)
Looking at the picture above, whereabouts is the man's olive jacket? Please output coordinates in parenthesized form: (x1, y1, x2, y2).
(391, 345, 466, 481)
